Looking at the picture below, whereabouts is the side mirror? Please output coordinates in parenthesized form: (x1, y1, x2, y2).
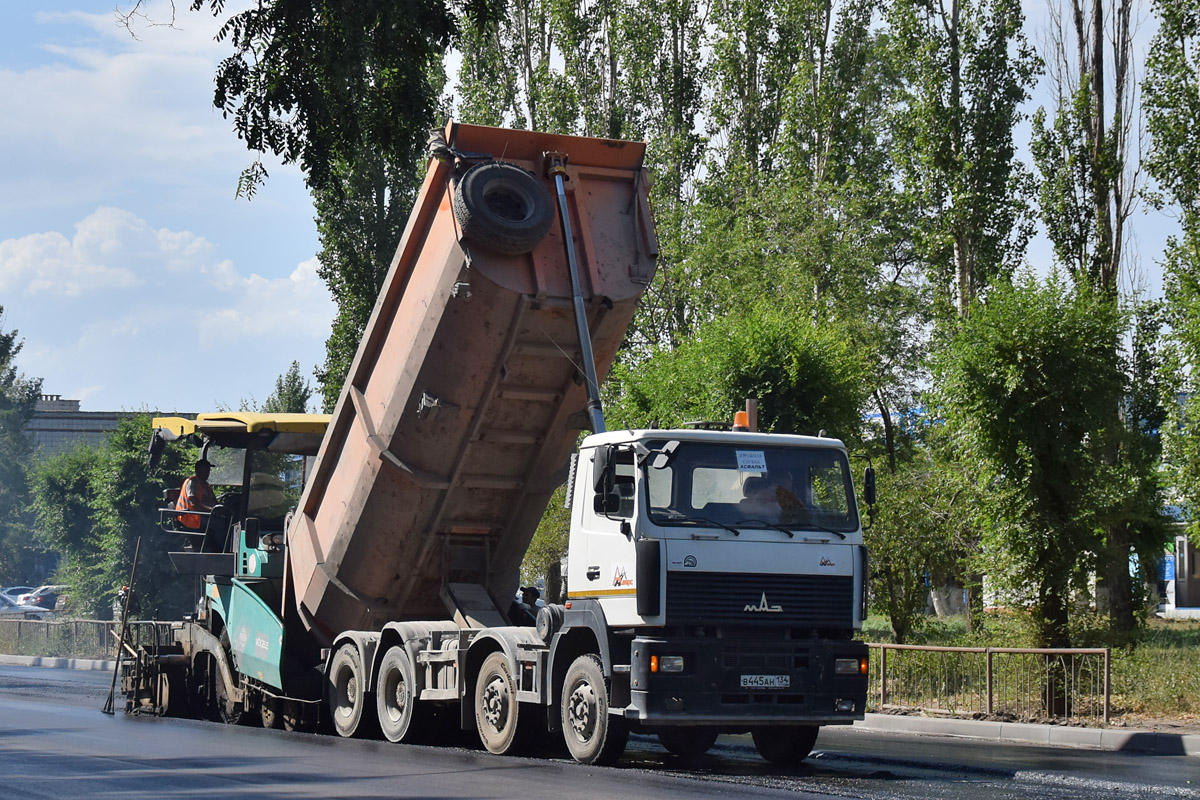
(147, 429, 166, 471)
(593, 445, 615, 493)
(864, 466, 877, 507)
(594, 492, 621, 514)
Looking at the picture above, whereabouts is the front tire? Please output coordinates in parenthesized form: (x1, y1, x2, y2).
(327, 643, 376, 738)
(215, 632, 244, 725)
(752, 725, 819, 764)
(561, 654, 628, 765)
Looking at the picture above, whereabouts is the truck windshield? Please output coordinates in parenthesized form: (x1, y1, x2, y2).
(644, 440, 859, 533)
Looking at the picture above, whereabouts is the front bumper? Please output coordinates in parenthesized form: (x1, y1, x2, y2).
(625, 635, 868, 726)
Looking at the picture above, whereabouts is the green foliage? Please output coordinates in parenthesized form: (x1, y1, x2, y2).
(1143, 0, 1200, 217)
(607, 304, 871, 442)
(1144, 0, 1200, 541)
(0, 308, 45, 585)
(192, 0, 477, 408)
(866, 447, 983, 643)
(934, 273, 1123, 646)
(888, 0, 1039, 315)
(263, 360, 314, 414)
(1031, 90, 1101, 280)
(521, 484, 570, 595)
(31, 416, 195, 619)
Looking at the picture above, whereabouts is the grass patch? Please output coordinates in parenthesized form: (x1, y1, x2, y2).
(864, 612, 1200, 721)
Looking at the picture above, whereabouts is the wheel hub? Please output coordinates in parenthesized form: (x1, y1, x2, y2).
(391, 678, 407, 714)
(568, 683, 597, 738)
(482, 677, 508, 730)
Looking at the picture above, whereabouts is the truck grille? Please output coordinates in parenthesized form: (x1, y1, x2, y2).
(665, 571, 852, 628)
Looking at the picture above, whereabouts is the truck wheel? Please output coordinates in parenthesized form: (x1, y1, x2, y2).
(657, 727, 718, 759)
(215, 631, 245, 725)
(215, 666, 244, 725)
(561, 654, 628, 765)
(260, 695, 281, 729)
(328, 644, 376, 738)
(281, 699, 312, 732)
(752, 725, 819, 764)
(452, 161, 554, 255)
(475, 651, 532, 755)
(377, 645, 428, 743)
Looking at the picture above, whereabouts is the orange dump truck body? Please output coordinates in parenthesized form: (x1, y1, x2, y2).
(286, 122, 658, 643)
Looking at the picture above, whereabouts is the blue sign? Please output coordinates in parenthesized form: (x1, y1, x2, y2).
(1159, 556, 1176, 581)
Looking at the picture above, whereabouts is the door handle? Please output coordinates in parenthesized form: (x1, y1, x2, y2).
(586, 566, 600, 581)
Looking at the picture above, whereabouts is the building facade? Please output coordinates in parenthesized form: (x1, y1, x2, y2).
(26, 395, 133, 458)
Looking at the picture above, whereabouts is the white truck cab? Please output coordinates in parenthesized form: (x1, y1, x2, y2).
(564, 427, 870, 737)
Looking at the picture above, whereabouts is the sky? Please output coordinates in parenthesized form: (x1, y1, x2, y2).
(0, 2, 1178, 415)
(0, 2, 331, 414)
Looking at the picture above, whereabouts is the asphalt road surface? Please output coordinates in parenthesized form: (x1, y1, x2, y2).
(0, 665, 1195, 800)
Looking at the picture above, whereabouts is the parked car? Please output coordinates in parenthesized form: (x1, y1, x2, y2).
(0, 586, 35, 603)
(0, 594, 54, 620)
(17, 585, 68, 610)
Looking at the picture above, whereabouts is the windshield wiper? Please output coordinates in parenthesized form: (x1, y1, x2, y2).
(734, 518, 795, 538)
(657, 513, 741, 536)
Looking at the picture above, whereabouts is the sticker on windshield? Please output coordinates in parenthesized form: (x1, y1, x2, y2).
(736, 450, 767, 472)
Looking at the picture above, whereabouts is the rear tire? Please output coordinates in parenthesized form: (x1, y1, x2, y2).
(561, 654, 628, 765)
(752, 725, 819, 764)
(657, 727, 718, 759)
(327, 643, 376, 738)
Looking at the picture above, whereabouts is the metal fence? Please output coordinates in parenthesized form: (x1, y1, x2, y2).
(867, 643, 1110, 725)
(0, 619, 174, 661)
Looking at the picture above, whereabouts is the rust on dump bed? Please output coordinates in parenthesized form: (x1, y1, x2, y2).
(286, 121, 658, 642)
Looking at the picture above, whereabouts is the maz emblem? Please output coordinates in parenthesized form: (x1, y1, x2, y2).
(743, 593, 783, 613)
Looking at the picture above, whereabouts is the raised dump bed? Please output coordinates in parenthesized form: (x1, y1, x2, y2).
(287, 121, 658, 642)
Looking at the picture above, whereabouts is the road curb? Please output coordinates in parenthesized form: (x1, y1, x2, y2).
(855, 713, 1200, 756)
(0, 654, 114, 671)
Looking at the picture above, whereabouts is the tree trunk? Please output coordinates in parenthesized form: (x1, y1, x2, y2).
(1101, 526, 1137, 635)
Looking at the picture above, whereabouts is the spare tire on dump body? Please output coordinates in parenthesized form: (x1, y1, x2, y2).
(453, 161, 555, 255)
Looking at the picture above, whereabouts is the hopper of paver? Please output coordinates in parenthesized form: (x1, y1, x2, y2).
(286, 121, 658, 643)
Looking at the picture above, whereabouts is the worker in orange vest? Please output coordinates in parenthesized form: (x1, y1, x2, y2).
(175, 459, 217, 531)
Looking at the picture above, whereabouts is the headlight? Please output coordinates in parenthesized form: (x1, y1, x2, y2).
(836, 657, 868, 675)
(651, 655, 685, 673)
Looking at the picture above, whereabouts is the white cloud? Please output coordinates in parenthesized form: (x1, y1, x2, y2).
(0, 6, 278, 214)
(3, 207, 333, 411)
(0, 226, 140, 297)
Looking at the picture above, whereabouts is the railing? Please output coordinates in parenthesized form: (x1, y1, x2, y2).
(868, 643, 1110, 725)
(0, 619, 175, 661)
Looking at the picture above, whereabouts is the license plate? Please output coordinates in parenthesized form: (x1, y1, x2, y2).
(740, 674, 790, 689)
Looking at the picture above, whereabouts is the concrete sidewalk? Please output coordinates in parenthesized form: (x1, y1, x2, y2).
(0, 654, 114, 671)
(855, 712, 1200, 756)
(3, 654, 1196, 756)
